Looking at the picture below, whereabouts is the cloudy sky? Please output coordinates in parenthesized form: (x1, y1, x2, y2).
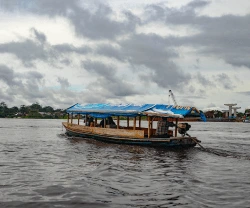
(0, 0, 249, 111)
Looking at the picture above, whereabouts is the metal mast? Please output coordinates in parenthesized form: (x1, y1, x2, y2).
(169, 90, 177, 106)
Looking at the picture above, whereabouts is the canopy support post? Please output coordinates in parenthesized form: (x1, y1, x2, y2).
(85, 114, 88, 126)
(94, 118, 97, 127)
(148, 116, 151, 138)
(77, 114, 80, 125)
(175, 118, 178, 137)
(133, 117, 136, 130)
(71, 113, 73, 125)
(152, 117, 154, 129)
(117, 116, 120, 129)
(104, 118, 106, 128)
(127, 117, 129, 128)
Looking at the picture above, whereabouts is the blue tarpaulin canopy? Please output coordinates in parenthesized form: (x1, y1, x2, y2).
(66, 103, 206, 121)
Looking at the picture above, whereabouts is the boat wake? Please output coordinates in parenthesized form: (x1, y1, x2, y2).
(57, 133, 68, 138)
(198, 147, 250, 160)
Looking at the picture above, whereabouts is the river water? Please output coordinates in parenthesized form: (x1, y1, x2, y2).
(0, 118, 250, 208)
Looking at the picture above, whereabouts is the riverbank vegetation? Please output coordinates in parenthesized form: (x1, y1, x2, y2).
(0, 102, 67, 119)
(1, 101, 249, 120)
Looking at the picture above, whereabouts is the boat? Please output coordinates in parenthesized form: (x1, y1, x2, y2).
(62, 103, 206, 148)
(243, 119, 250, 123)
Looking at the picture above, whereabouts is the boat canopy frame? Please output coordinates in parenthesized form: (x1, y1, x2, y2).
(66, 103, 206, 121)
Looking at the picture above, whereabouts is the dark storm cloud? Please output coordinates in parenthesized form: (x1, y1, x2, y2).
(186, 0, 210, 9)
(0, 28, 91, 67)
(57, 77, 70, 88)
(94, 33, 191, 90)
(0, 64, 50, 104)
(53, 44, 92, 54)
(0, 39, 49, 67)
(60, 59, 71, 66)
(89, 77, 139, 97)
(31, 28, 46, 43)
(69, 5, 140, 40)
(13, 71, 45, 99)
(0, 70, 75, 108)
(0, 0, 139, 40)
(215, 73, 235, 90)
(118, 34, 191, 89)
(145, 0, 209, 23)
(24, 71, 44, 80)
(1, 0, 249, 72)
(145, 1, 250, 69)
(0, 0, 72, 15)
(96, 44, 124, 61)
(180, 14, 250, 69)
(82, 60, 139, 97)
(82, 60, 116, 79)
(196, 72, 213, 87)
(0, 90, 14, 102)
(0, 65, 44, 89)
(0, 64, 21, 86)
(0, 29, 55, 67)
(1, 0, 249, 105)
(0, 0, 209, 91)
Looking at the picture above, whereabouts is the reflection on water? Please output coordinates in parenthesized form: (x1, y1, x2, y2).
(0, 119, 250, 208)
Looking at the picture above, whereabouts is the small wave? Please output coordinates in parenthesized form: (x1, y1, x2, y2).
(195, 129, 210, 132)
(2, 150, 16, 153)
(57, 133, 67, 138)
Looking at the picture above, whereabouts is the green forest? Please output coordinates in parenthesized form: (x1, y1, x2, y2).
(0, 102, 67, 119)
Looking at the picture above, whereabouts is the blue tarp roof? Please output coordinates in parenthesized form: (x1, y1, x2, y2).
(66, 103, 206, 121)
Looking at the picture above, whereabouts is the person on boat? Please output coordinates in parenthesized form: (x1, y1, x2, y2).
(100, 118, 106, 128)
(85, 115, 94, 126)
(100, 117, 117, 128)
(107, 116, 117, 128)
(156, 117, 175, 138)
(89, 116, 94, 126)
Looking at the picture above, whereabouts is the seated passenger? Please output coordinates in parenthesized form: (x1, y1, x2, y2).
(156, 117, 174, 138)
(100, 117, 117, 128)
(100, 118, 106, 128)
(89, 116, 94, 127)
(107, 116, 117, 128)
(86, 115, 94, 126)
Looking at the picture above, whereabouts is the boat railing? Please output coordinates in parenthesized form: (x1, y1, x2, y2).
(63, 122, 145, 139)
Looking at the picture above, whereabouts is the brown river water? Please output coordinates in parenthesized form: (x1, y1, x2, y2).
(0, 118, 250, 208)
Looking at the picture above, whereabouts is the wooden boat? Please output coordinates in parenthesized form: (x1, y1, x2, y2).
(62, 103, 206, 148)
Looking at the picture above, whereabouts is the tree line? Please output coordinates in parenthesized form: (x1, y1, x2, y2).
(0, 102, 67, 118)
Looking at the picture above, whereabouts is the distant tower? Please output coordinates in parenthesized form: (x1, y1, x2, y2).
(224, 104, 237, 117)
(232, 107, 241, 117)
(222, 110, 229, 118)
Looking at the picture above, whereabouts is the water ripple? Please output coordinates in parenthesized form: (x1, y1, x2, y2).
(0, 119, 250, 207)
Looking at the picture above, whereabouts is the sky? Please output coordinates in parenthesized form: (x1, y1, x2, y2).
(0, 0, 249, 112)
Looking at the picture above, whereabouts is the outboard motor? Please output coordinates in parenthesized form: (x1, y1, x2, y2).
(178, 123, 191, 137)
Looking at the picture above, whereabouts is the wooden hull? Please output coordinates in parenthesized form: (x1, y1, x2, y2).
(62, 122, 199, 148)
